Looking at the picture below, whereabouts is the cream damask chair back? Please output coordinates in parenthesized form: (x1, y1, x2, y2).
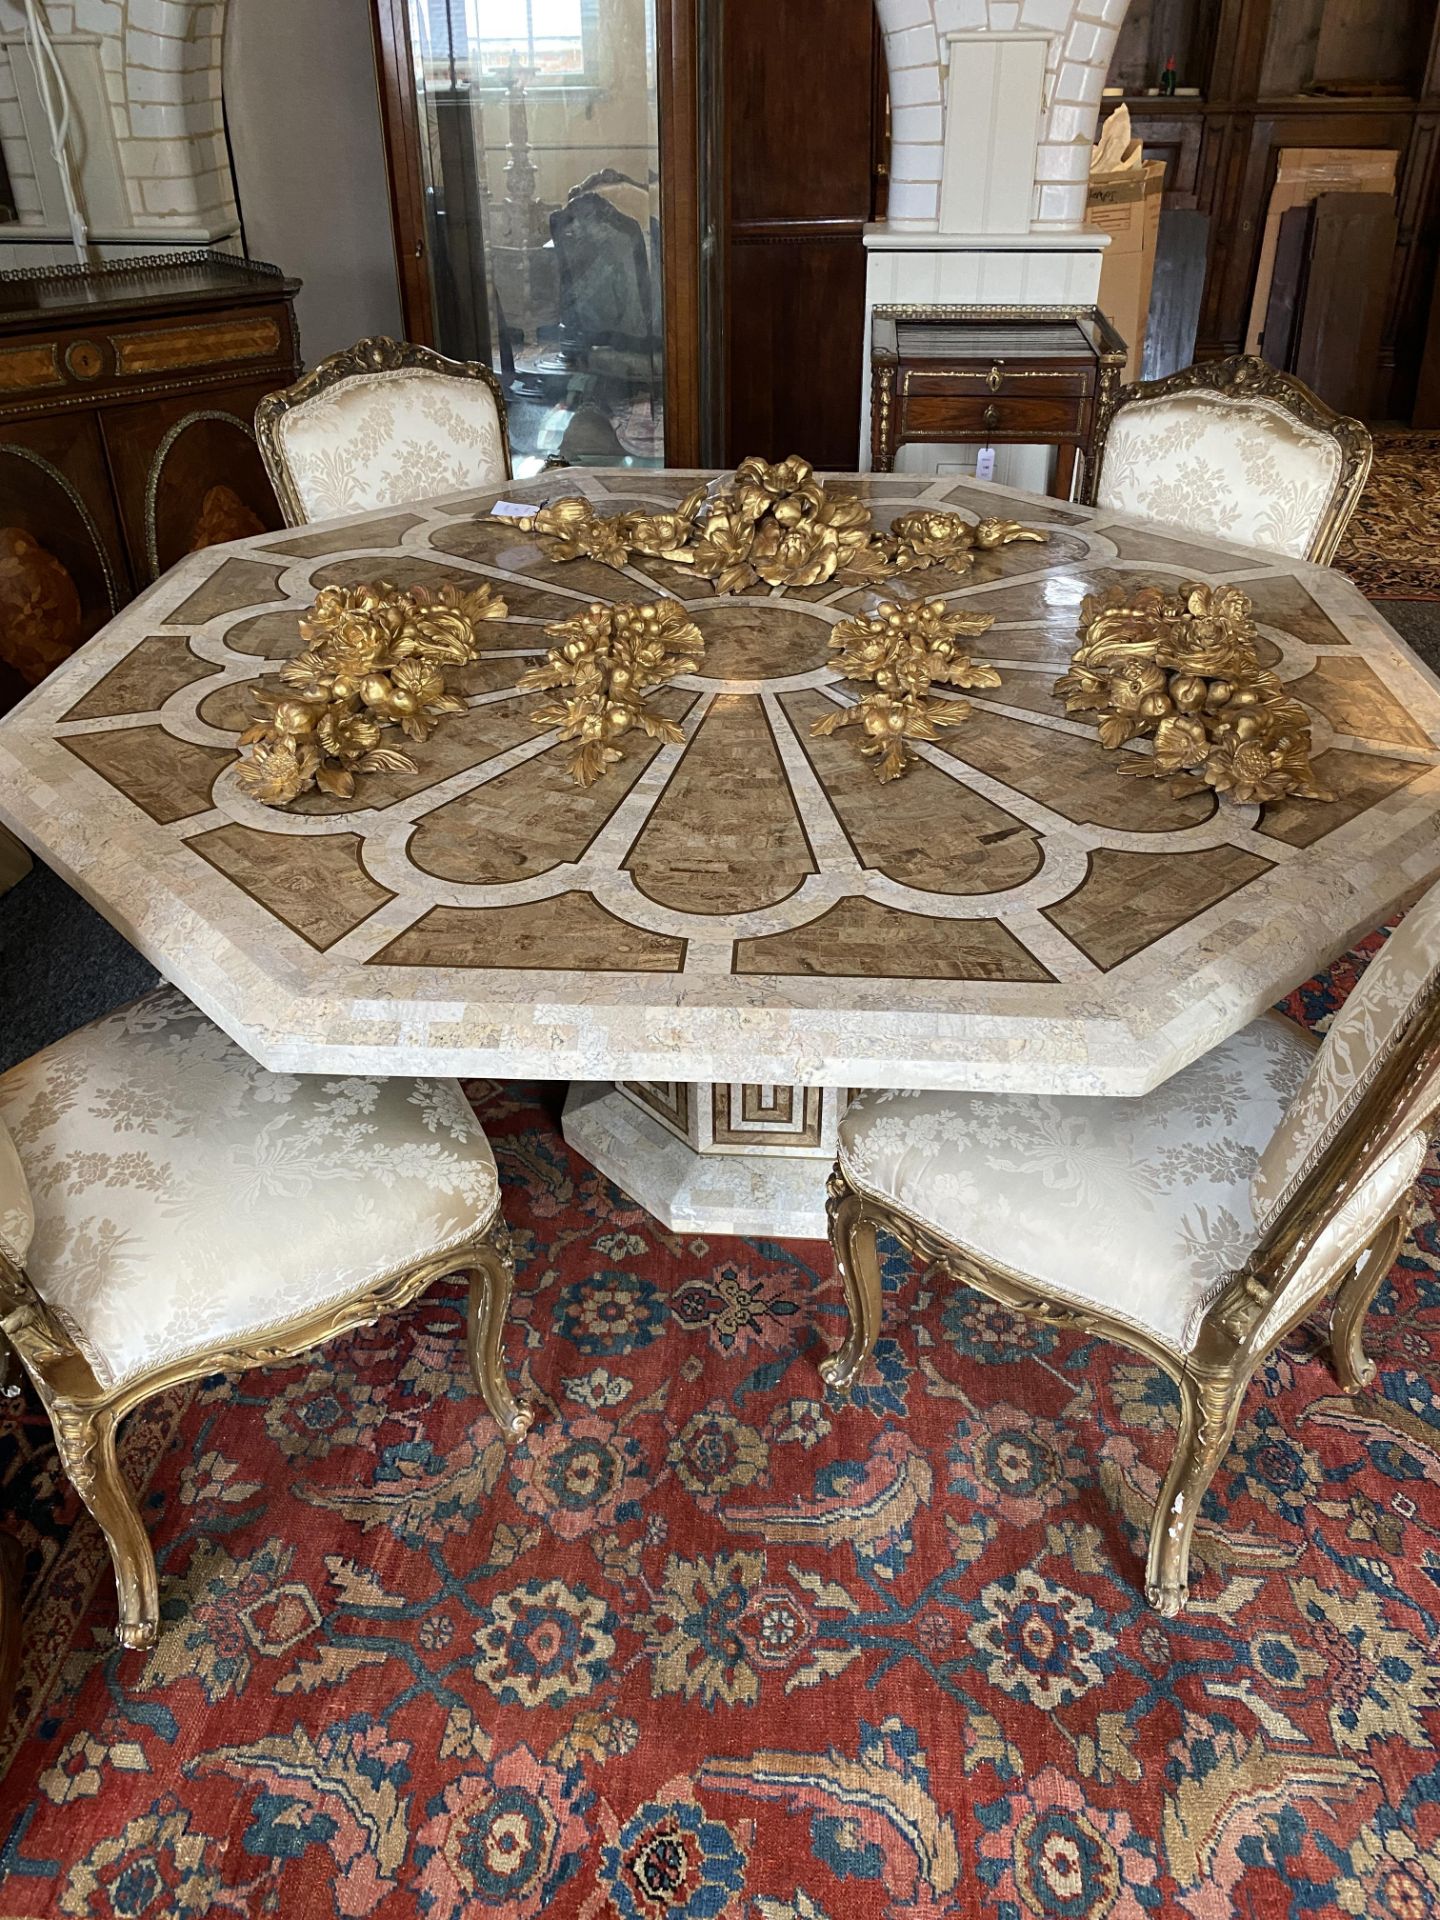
(0, 988, 530, 1651)
(827, 879, 1440, 1615)
(1089, 354, 1372, 565)
(256, 337, 512, 527)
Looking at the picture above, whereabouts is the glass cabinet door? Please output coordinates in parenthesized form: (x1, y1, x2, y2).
(406, 0, 664, 471)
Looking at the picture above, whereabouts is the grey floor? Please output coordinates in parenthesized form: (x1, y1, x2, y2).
(2, 599, 1438, 1079)
(1391, 599, 1440, 671)
(0, 863, 157, 1074)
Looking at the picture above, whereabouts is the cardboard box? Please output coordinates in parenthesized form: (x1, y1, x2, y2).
(1087, 159, 1166, 384)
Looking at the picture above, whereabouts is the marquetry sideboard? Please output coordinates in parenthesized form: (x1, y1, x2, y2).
(0, 250, 300, 712)
(869, 305, 1128, 500)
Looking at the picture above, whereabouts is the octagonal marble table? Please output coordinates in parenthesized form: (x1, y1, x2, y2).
(3, 468, 1440, 1238)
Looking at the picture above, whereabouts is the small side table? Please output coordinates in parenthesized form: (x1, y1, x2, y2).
(870, 305, 1128, 500)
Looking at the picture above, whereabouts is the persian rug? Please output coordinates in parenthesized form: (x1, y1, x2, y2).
(1337, 429, 1440, 600)
(1, 934, 1439, 1919)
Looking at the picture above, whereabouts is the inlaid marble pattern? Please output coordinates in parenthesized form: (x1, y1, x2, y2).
(3, 468, 1440, 1100)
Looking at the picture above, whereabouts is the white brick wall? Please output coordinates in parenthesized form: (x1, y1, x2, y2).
(874, 0, 1132, 231)
(0, 0, 237, 240)
(0, 0, 1127, 250)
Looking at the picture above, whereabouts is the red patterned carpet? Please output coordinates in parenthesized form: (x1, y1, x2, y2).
(1337, 429, 1440, 601)
(1, 934, 1440, 1919)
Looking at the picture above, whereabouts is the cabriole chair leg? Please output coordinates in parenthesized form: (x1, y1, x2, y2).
(1144, 1368, 1248, 1618)
(466, 1237, 533, 1441)
(52, 1402, 159, 1651)
(821, 1181, 884, 1393)
(1330, 1209, 1409, 1395)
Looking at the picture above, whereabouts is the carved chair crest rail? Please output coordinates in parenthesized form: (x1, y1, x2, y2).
(255, 334, 513, 528)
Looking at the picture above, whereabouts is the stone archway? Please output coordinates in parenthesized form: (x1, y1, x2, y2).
(121, 0, 237, 234)
(0, 0, 238, 240)
(872, 0, 1133, 230)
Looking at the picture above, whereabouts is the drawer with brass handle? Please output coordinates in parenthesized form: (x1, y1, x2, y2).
(901, 366, 1094, 401)
(109, 309, 293, 379)
(899, 392, 1089, 441)
(869, 305, 1128, 496)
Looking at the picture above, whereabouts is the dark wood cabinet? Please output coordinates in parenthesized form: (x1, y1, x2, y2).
(1107, 0, 1440, 420)
(0, 251, 300, 712)
(870, 308, 1127, 498)
(705, 0, 887, 468)
(370, 0, 887, 469)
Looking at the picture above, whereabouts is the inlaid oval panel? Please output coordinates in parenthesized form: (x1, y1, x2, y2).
(0, 436, 118, 708)
(144, 407, 283, 580)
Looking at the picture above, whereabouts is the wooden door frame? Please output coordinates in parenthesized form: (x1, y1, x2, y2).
(368, 0, 705, 458)
(370, 0, 436, 346)
(657, 0, 705, 464)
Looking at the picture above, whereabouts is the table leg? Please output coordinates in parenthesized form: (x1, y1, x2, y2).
(0, 828, 30, 900)
(562, 1080, 846, 1239)
(1051, 440, 1080, 502)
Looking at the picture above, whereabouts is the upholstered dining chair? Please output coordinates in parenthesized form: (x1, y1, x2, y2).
(1088, 354, 1372, 565)
(824, 879, 1440, 1616)
(0, 987, 530, 1651)
(255, 336, 512, 527)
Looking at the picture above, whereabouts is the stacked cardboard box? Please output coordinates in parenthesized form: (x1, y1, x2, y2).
(1087, 107, 1165, 386)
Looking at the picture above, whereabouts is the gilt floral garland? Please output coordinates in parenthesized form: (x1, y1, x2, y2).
(1055, 581, 1330, 806)
(235, 581, 507, 806)
(514, 455, 1046, 595)
(518, 600, 705, 787)
(814, 597, 1002, 782)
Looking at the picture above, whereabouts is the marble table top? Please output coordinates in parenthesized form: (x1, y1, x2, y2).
(3, 468, 1439, 1094)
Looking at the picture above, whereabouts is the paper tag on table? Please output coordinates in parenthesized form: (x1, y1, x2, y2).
(490, 501, 534, 519)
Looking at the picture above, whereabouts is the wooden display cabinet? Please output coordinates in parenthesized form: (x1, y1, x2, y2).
(0, 250, 300, 713)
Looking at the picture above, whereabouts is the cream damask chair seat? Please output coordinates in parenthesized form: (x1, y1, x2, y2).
(1090, 355, 1372, 565)
(826, 880, 1440, 1615)
(0, 988, 529, 1651)
(255, 336, 512, 527)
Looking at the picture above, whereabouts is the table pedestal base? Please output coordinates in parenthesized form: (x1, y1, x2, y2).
(562, 1081, 842, 1240)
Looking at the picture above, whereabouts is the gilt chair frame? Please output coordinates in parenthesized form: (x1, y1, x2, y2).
(824, 986, 1440, 1617)
(0, 1205, 530, 1650)
(1086, 352, 1374, 566)
(255, 335, 513, 529)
